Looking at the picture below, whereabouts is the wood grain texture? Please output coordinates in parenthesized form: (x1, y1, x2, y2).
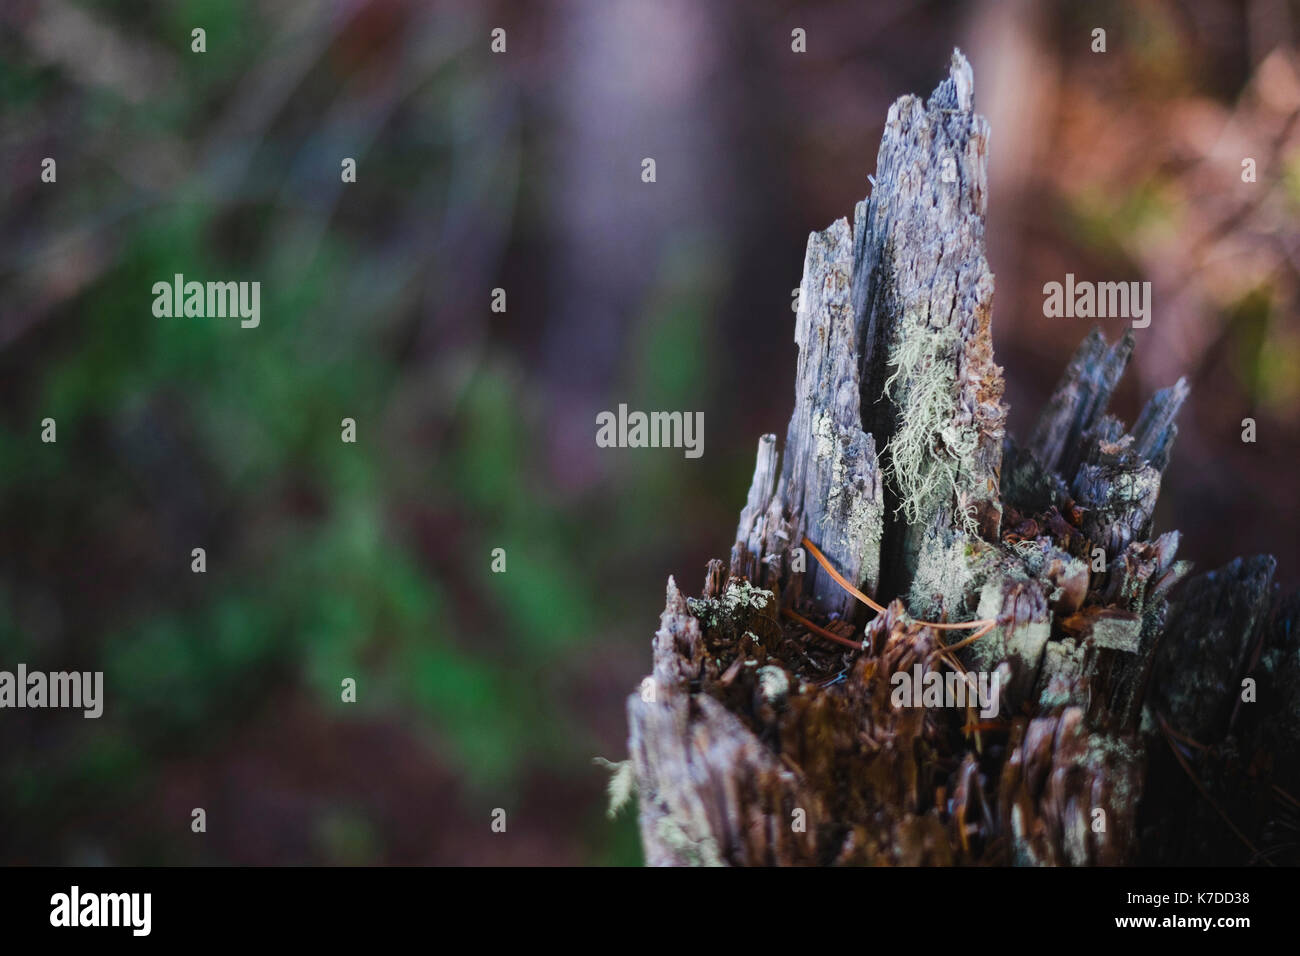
(625, 50, 1298, 867)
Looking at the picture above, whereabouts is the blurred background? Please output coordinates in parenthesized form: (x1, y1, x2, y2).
(1, 0, 1298, 865)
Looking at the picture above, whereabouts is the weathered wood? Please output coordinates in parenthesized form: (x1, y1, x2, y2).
(777, 218, 883, 620)
(852, 54, 1005, 554)
(624, 49, 1297, 867)
(1026, 330, 1134, 480)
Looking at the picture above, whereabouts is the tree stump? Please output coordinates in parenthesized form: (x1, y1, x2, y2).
(624, 51, 1300, 867)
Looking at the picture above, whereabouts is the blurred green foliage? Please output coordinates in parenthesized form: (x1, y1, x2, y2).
(0, 0, 649, 865)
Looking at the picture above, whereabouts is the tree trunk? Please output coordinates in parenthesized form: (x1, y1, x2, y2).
(624, 51, 1300, 866)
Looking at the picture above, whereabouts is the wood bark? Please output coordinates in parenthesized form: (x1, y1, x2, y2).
(625, 50, 1300, 866)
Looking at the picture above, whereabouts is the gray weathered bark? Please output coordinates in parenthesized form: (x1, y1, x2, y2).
(625, 50, 1300, 866)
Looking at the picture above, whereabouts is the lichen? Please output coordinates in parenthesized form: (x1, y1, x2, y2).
(592, 757, 636, 819)
(686, 581, 774, 633)
(908, 527, 998, 621)
(1083, 733, 1144, 811)
(1038, 639, 1085, 709)
(881, 321, 980, 535)
(813, 412, 836, 461)
(757, 665, 790, 702)
(654, 816, 724, 867)
(1009, 537, 1048, 574)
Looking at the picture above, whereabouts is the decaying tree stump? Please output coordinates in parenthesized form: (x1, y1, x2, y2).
(624, 51, 1300, 866)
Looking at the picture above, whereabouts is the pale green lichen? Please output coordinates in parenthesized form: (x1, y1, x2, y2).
(969, 576, 1010, 670)
(813, 412, 836, 461)
(1083, 733, 1143, 810)
(654, 816, 724, 867)
(908, 528, 998, 621)
(757, 665, 790, 702)
(592, 757, 636, 819)
(1038, 639, 1085, 709)
(1010, 538, 1048, 574)
(881, 322, 980, 535)
(824, 449, 884, 595)
(686, 581, 774, 633)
